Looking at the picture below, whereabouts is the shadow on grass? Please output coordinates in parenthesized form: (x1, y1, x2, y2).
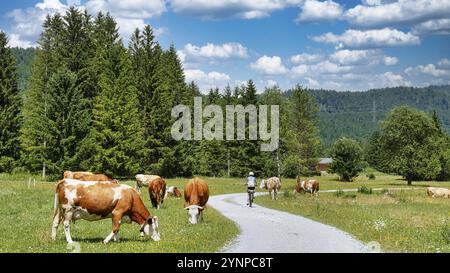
(73, 237, 147, 243)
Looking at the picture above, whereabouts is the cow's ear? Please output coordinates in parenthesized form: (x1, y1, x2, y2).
(146, 217, 153, 225)
(199, 206, 205, 212)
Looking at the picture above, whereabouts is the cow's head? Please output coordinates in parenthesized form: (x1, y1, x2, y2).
(141, 216, 160, 241)
(259, 179, 266, 189)
(185, 205, 204, 224)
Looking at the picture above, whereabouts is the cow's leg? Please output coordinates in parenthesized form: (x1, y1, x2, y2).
(136, 183, 141, 194)
(51, 209, 61, 240)
(104, 213, 121, 244)
(274, 190, 277, 200)
(63, 210, 74, 244)
(113, 233, 120, 242)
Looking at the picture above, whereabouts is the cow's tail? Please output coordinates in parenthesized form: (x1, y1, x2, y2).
(53, 180, 65, 218)
(53, 192, 59, 216)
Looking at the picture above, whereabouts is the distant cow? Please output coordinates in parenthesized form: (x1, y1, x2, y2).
(164, 186, 182, 199)
(184, 178, 209, 224)
(427, 187, 450, 198)
(260, 177, 281, 200)
(63, 171, 117, 183)
(51, 179, 160, 244)
(294, 177, 319, 195)
(135, 174, 161, 193)
(148, 177, 166, 209)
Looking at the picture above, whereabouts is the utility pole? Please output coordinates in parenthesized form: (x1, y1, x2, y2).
(227, 149, 230, 177)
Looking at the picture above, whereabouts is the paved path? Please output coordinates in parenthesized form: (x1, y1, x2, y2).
(209, 193, 368, 253)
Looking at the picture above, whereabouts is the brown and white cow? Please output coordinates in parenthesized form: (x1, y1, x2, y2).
(427, 187, 450, 198)
(135, 174, 161, 193)
(51, 179, 160, 244)
(184, 178, 209, 224)
(63, 171, 117, 183)
(164, 186, 182, 199)
(260, 177, 281, 200)
(148, 177, 166, 209)
(294, 177, 319, 195)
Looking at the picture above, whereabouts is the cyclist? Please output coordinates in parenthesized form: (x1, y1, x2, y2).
(246, 172, 256, 207)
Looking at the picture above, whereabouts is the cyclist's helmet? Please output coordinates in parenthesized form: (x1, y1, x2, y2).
(249, 171, 254, 176)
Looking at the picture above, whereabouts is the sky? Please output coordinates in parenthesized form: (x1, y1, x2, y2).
(0, 0, 450, 92)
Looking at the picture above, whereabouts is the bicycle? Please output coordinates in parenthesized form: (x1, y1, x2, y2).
(247, 188, 255, 207)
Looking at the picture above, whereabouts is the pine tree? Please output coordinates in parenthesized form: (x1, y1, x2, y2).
(282, 85, 322, 177)
(81, 45, 146, 176)
(149, 44, 187, 176)
(0, 31, 21, 172)
(21, 14, 65, 175)
(129, 25, 162, 171)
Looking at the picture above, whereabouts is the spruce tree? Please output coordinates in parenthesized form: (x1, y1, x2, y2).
(81, 45, 146, 176)
(0, 31, 21, 172)
(282, 85, 322, 177)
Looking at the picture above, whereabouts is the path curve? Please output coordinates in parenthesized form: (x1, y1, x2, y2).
(209, 193, 368, 253)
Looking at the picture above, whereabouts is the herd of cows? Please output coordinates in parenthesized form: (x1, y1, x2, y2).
(50, 171, 320, 245)
(49, 171, 448, 245)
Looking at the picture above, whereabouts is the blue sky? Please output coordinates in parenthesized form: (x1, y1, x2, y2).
(1, 0, 450, 92)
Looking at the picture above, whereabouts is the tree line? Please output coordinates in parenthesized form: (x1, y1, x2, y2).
(0, 7, 322, 179)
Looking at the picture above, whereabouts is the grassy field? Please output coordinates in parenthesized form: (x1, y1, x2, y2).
(256, 171, 450, 253)
(0, 175, 240, 253)
(1, 171, 449, 253)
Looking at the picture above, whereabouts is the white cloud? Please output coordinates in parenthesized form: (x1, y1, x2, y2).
(438, 58, 450, 68)
(181, 42, 248, 61)
(404, 59, 450, 86)
(250, 55, 288, 75)
(5, 0, 168, 48)
(380, 71, 410, 87)
(312, 60, 353, 74)
(185, 69, 232, 92)
(312, 28, 420, 49)
(6, 0, 68, 46)
(412, 19, 450, 35)
(345, 0, 450, 28)
(85, 0, 166, 19)
(329, 49, 373, 65)
(383, 56, 398, 66)
(36, 0, 67, 10)
(170, 0, 303, 20)
(291, 64, 309, 75)
(407, 64, 450, 77)
(290, 53, 322, 64)
(297, 0, 343, 22)
(7, 33, 36, 48)
(265, 79, 278, 88)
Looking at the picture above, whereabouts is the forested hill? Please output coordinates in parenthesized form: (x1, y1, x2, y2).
(306, 85, 450, 146)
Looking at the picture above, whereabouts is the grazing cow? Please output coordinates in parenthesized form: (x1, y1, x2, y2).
(135, 174, 161, 193)
(164, 186, 182, 199)
(294, 177, 319, 195)
(148, 177, 167, 209)
(51, 179, 160, 244)
(427, 187, 450, 198)
(260, 177, 282, 200)
(63, 171, 93, 179)
(63, 171, 117, 183)
(184, 178, 209, 224)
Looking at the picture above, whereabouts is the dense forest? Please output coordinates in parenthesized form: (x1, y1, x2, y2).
(0, 7, 321, 179)
(10, 47, 450, 149)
